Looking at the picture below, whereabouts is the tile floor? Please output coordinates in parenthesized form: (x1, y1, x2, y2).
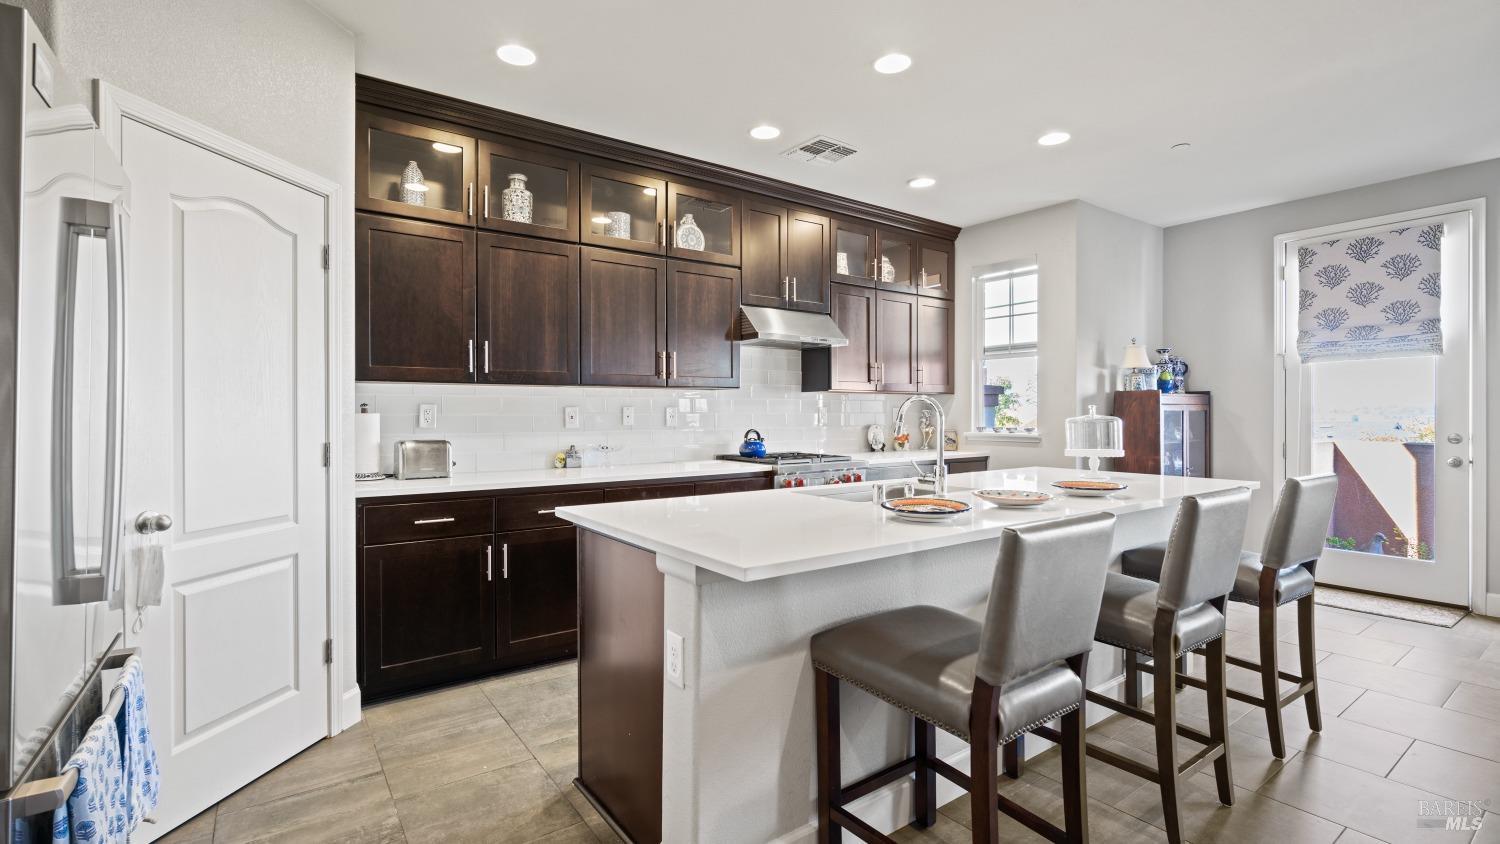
(159, 602, 1500, 843)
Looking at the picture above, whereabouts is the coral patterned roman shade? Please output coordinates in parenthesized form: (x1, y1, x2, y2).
(1296, 222, 1443, 362)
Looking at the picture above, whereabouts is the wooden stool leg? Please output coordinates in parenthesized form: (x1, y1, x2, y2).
(1060, 705, 1090, 843)
(814, 668, 842, 844)
(1003, 735, 1024, 779)
(970, 679, 1002, 844)
(914, 717, 937, 828)
(1258, 575, 1288, 759)
(1205, 634, 1235, 807)
(1176, 654, 1189, 690)
(1153, 631, 1185, 844)
(1298, 593, 1323, 732)
(1123, 649, 1141, 708)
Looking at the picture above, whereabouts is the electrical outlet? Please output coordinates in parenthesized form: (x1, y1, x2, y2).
(564, 406, 580, 429)
(665, 630, 684, 689)
(622, 406, 635, 427)
(665, 407, 678, 427)
(418, 404, 438, 429)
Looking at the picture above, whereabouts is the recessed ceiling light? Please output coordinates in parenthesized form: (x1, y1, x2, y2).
(907, 176, 936, 189)
(431, 142, 463, 154)
(495, 44, 537, 66)
(873, 53, 912, 74)
(749, 124, 781, 140)
(1037, 131, 1071, 146)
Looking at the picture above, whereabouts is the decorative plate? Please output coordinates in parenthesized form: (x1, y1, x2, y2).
(866, 424, 886, 452)
(881, 497, 971, 522)
(973, 489, 1051, 507)
(1051, 480, 1128, 497)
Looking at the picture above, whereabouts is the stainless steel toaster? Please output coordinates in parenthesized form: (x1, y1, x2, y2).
(394, 439, 453, 480)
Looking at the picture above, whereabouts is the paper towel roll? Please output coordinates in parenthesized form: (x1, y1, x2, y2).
(355, 412, 382, 478)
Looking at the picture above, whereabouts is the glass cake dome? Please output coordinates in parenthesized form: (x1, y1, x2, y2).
(1065, 405, 1124, 477)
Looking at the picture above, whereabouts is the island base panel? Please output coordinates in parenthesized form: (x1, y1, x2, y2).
(577, 529, 663, 844)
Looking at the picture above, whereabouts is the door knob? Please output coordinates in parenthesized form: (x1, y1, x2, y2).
(135, 511, 173, 534)
(1447, 457, 1466, 468)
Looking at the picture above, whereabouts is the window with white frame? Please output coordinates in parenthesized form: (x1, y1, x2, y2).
(975, 260, 1040, 432)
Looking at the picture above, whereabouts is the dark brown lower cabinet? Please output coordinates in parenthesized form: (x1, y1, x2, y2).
(361, 534, 496, 694)
(497, 525, 580, 657)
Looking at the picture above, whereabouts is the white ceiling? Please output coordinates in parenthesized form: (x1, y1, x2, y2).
(310, 0, 1500, 229)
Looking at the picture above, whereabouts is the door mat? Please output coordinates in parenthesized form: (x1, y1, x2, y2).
(1315, 585, 1467, 628)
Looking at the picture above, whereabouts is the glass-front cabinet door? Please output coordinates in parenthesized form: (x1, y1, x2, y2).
(917, 239, 954, 299)
(581, 163, 666, 254)
(831, 218, 877, 287)
(1161, 409, 1186, 476)
(478, 139, 579, 242)
(1183, 407, 1209, 477)
(667, 182, 739, 266)
(876, 230, 917, 294)
(358, 112, 475, 226)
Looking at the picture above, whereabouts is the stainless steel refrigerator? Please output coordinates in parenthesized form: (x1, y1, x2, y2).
(0, 6, 130, 835)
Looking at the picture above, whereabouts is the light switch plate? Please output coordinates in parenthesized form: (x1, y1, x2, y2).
(622, 406, 635, 427)
(564, 406, 580, 429)
(665, 630, 684, 689)
(665, 407, 678, 427)
(418, 404, 438, 429)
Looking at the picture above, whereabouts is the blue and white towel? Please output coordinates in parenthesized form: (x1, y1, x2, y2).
(49, 656, 159, 843)
(114, 656, 160, 829)
(50, 701, 127, 843)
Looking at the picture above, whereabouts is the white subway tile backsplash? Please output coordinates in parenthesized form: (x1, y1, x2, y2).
(355, 346, 953, 473)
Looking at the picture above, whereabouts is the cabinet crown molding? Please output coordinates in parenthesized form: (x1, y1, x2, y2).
(356, 74, 962, 241)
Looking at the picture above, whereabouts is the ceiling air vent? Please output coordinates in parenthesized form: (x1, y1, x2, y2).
(781, 135, 858, 165)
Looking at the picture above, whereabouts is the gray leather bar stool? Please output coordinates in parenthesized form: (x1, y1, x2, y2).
(1117, 474, 1338, 759)
(810, 513, 1116, 844)
(1083, 487, 1252, 844)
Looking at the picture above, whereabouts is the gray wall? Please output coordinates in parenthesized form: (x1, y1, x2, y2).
(0, 0, 51, 42)
(1163, 158, 1500, 600)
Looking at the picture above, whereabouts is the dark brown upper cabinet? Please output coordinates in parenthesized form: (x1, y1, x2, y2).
(741, 200, 830, 313)
(477, 234, 580, 385)
(876, 230, 918, 295)
(667, 261, 740, 388)
(825, 284, 877, 392)
(478, 139, 579, 242)
(581, 163, 667, 254)
(358, 111, 476, 227)
(915, 296, 955, 394)
(875, 290, 918, 393)
(357, 213, 476, 382)
(580, 247, 668, 386)
(916, 239, 955, 299)
(667, 182, 739, 266)
(831, 218, 878, 287)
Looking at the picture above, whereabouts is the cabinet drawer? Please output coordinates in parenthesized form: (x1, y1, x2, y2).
(694, 477, 772, 496)
(495, 489, 604, 531)
(602, 483, 696, 503)
(365, 498, 493, 545)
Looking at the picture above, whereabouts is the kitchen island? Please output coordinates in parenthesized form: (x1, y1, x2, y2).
(556, 466, 1259, 844)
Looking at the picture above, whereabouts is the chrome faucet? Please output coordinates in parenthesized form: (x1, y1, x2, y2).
(893, 394, 947, 497)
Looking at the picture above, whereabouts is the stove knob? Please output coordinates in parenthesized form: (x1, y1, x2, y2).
(795, 477, 806, 487)
(853, 472, 863, 482)
(782, 478, 793, 488)
(841, 473, 852, 483)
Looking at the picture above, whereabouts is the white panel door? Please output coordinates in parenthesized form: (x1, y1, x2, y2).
(119, 116, 329, 833)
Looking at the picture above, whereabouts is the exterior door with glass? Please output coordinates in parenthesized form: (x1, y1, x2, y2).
(1279, 204, 1479, 606)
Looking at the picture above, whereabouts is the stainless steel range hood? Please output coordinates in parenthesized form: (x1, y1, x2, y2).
(737, 305, 848, 349)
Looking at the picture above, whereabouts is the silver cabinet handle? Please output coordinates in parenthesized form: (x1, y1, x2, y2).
(467, 182, 475, 216)
(486, 544, 493, 581)
(537, 509, 556, 514)
(502, 543, 509, 579)
(483, 340, 490, 375)
(876, 361, 885, 388)
(668, 221, 675, 248)
(868, 363, 878, 385)
(782, 276, 789, 301)
(658, 350, 667, 379)
(468, 339, 475, 374)
(413, 517, 456, 525)
(916, 365, 924, 386)
(792, 277, 799, 301)
(482, 184, 490, 219)
(658, 220, 665, 245)
(670, 351, 678, 379)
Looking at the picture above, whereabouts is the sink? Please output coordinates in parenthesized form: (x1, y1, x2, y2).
(790, 486, 876, 503)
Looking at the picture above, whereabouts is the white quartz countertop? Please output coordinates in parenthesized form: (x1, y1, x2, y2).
(556, 466, 1258, 582)
(862, 449, 988, 465)
(353, 459, 772, 499)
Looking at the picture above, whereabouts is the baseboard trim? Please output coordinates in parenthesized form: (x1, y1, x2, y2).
(767, 673, 1129, 844)
(1485, 593, 1500, 618)
(339, 685, 363, 733)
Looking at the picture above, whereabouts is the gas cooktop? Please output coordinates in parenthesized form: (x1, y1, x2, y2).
(717, 452, 853, 466)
